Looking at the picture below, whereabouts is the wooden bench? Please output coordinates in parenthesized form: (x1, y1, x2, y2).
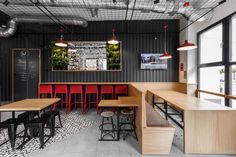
(142, 102, 175, 155)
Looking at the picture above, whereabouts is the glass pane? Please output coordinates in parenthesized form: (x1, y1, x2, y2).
(200, 24, 223, 64)
(200, 93, 225, 106)
(200, 66, 225, 106)
(230, 65, 236, 108)
(230, 15, 236, 62)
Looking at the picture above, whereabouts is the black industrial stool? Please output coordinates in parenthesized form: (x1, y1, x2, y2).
(43, 110, 62, 128)
(0, 118, 21, 150)
(119, 108, 137, 140)
(21, 114, 53, 149)
(99, 111, 116, 140)
(0, 111, 35, 150)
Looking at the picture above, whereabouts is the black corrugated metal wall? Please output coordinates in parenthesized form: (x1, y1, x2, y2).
(0, 14, 179, 101)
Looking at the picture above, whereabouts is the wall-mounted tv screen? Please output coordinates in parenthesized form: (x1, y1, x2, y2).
(140, 53, 167, 70)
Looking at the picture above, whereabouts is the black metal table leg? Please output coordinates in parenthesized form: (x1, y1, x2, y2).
(117, 108, 120, 141)
(164, 101, 168, 120)
(12, 111, 15, 119)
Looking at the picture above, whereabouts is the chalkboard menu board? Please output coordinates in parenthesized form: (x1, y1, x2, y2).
(51, 41, 121, 71)
(13, 49, 40, 100)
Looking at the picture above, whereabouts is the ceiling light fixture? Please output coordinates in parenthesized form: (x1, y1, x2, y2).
(55, 27, 67, 47)
(177, 40, 197, 51)
(160, 25, 172, 60)
(107, 28, 119, 45)
(183, 1, 190, 7)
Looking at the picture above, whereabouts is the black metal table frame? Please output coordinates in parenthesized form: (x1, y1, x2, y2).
(153, 95, 184, 129)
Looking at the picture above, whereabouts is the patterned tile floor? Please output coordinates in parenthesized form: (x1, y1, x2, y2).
(0, 108, 235, 157)
(0, 111, 95, 157)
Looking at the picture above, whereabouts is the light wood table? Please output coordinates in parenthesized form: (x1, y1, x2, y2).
(0, 98, 61, 112)
(148, 90, 236, 154)
(98, 99, 138, 141)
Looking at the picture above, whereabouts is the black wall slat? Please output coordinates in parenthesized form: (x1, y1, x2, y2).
(0, 19, 179, 101)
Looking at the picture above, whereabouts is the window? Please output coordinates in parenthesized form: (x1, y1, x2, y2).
(200, 24, 223, 64)
(230, 15, 236, 62)
(230, 15, 236, 108)
(198, 12, 236, 108)
(199, 23, 225, 105)
(200, 66, 225, 105)
(230, 65, 236, 108)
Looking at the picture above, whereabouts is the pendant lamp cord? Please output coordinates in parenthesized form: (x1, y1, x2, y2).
(164, 25, 168, 52)
(60, 27, 64, 40)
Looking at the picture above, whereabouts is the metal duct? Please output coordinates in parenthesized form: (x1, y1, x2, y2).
(0, 16, 88, 37)
(8, 0, 214, 22)
(13, 16, 88, 27)
(0, 18, 16, 37)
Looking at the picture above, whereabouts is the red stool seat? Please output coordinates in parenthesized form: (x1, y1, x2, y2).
(100, 85, 114, 99)
(54, 85, 68, 112)
(69, 85, 83, 113)
(38, 84, 53, 98)
(115, 85, 128, 99)
(100, 85, 114, 113)
(84, 85, 98, 114)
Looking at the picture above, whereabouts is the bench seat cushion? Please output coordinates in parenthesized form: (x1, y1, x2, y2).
(146, 102, 169, 127)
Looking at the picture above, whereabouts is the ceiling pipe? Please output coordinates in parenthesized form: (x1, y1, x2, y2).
(6, 0, 215, 22)
(0, 16, 88, 37)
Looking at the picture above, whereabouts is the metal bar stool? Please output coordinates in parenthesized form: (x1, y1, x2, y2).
(38, 84, 53, 98)
(99, 111, 116, 140)
(69, 85, 83, 113)
(84, 85, 99, 114)
(114, 85, 128, 99)
(100, 85, 114, 113)
(54, 85, 69, 110)
(119, 108, 137, 140)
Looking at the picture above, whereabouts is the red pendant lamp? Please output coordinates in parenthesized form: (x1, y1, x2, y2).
(177, 40, 197, 51)
(160, 25, 172, 60)
(55, 27, 67, 47)
(107, 28, 119, 45)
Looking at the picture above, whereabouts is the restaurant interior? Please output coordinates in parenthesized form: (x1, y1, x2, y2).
(0, 0, 236, 157)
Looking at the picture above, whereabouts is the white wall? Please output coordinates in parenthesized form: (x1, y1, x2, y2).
(179, 0, 236, 85)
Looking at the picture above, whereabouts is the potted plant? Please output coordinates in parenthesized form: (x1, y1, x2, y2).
(50, 41, 69, 70)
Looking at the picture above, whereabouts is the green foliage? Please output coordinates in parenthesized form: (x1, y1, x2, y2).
(50, 41, 69, 70)
(106, 43, 121, 70)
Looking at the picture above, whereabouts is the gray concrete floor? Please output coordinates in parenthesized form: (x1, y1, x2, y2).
(27, 109, 236, 157)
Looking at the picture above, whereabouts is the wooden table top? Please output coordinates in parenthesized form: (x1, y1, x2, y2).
(98, 100, 139, 107)
(149, 90, 233, 111)
(40, 82, 129, 85)
(118, 96, 137, 101)
(0, 98, 61, 112)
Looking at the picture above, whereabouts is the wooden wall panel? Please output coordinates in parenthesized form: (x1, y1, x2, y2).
(184, 110, 236, 154)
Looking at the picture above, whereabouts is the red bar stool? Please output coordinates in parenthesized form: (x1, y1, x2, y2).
(115, 85, 128, 99)
(54, 85, 68, 110)
(100, 85, 114, 113)
(100, 85, 114, 100)
(38, 84, 53, 98)
(84, 85, 99, 114)
(69, 85, 83, 113)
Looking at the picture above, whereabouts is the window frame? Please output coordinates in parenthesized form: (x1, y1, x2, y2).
(197, 11, 236, 107)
